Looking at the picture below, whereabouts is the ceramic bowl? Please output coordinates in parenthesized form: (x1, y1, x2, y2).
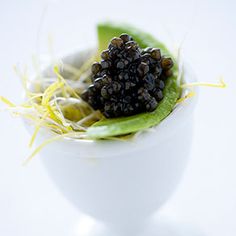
(27, 49, 198, 233)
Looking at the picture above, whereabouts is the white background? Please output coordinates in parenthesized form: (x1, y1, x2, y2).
(0, 0, 235, 235)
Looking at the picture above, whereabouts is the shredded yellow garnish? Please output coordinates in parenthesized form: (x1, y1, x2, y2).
(0, 54, 100, 163)
(23, 133, 69, 165)
(181, 78, 226, 89)
(23, 131, 87, 165)
(42, 79, 64, 105)
(62, 54, 98, 80)
(0, 96, 16, 107)
(29, 111, 49, 147)
(176, 91, 196, 104)
(53, 66, 80, 99)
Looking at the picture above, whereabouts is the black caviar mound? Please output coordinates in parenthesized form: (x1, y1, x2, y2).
(81, 34, 174, 118)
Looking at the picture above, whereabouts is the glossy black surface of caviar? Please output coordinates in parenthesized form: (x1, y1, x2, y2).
(81, 34, 174, 118)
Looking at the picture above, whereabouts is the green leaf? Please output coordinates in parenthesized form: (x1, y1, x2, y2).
(86, 22, 181, 139)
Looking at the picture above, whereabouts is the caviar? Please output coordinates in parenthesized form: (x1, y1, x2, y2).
(81, 34, 174, 118)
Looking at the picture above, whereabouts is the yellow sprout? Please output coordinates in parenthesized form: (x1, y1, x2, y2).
(23, 131, 87, 165)
(176, 91, 196, 104)
(29, 111, 50, 147)
(181, 78, 226, 89)
(41, 79, 64, 105)
(0, 96, 16, 107)
(23, 133, 68, 165)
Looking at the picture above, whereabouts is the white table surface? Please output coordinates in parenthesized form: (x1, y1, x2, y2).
(0, 0, 235, 235)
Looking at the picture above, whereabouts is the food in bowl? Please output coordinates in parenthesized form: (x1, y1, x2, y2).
(1, 22, 207, 161)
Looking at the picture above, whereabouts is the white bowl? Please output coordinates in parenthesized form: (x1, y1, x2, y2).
(28, 49, 197, 233)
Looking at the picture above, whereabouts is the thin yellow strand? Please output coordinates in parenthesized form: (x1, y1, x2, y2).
(23, 132, 85, 165)
(0, 96, 16, 107)
(53, 66, 80, 99)
(23, 134, 65, 165)
(176, 91, 196, 104)
(42, 80, 64, 106)
(181, 78, 226, 89)
(29, 111, 49, 148)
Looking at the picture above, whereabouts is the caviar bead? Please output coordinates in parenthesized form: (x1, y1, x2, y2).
(153, 88, 163, 101)
(101, 60, 111, 69)
(87, 95, 100, 110)
(141, 53, 150, 59)
(161, 57, 173, 70)
(144, 73, 155, 90)
(116, 60, 125, 69)
(145, 97, 158, 112)
(137, 62, 149, 77)
(123, 103, 134, 115)
(156, 79, 165, 89)
(81, 90, 89, 101)
(125, 81, 132, 90)
(101, 86, 109, 99)
(124, 59, 129, 66)
(125, 41, 138, 50)
(91, 62, 102, 75)
(87, 84, 96, 93)
(101, 50, 110, 60)
(93, 78, 103, 89)
(150, 48, 161, 60)
(103, 74, 112, 84)
(112, 81, 122, 93)
(164, 69, 173, 77)
(120, 33, 132, 43)
(143, 47, 153, 53)
(111, 37, 123, 48)
(123, 95, 132, 103)
(138, 88, 151, 101)
(153, 66, 162, 77)
(131, 50, 141, 61)
(118, 71, 129, 80)
(100, 70, 108, 77)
